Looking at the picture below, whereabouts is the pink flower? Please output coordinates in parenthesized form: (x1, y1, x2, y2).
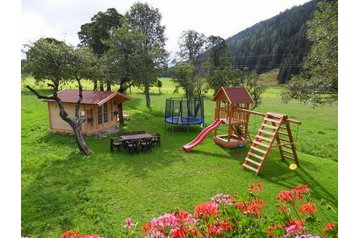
(211, 193, 234, 205)
(124, 217, 138, 230)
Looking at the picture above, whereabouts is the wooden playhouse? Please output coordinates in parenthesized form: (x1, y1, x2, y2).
(212, 87, 254, 148)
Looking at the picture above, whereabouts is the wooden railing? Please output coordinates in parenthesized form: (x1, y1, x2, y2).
(215, 107, 228, 120)
(215, 107, 249, 124)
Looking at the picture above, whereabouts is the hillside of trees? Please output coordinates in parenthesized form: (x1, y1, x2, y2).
(222, 0, 318, 84)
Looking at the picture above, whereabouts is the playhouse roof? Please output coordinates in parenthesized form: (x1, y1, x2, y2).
(213, 87, 254, 104)
(45, 90, 131, 106)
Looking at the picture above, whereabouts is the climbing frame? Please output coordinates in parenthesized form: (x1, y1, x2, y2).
(242, 112, 299, 175)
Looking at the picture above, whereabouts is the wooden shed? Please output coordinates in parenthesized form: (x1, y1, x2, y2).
(45, 90, 131, 134)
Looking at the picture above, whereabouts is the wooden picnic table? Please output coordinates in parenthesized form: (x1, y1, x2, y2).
(120, 133, 153, 141)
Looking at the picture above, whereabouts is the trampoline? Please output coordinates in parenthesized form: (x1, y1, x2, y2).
(165, 97, 204, 127)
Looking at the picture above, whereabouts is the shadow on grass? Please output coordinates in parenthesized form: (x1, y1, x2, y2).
(259, 155, 337, 206)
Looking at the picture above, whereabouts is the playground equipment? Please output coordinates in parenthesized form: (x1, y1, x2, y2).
(183, 118, 224, 152)
(182, 86, 301, 176)
(240, 110, 301, 175)
(165, 97, 204, 127)
(212, 87, 253, 148)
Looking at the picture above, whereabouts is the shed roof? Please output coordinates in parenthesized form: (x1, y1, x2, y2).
(46, 90, 131, 106)
(213, 87, 254, 104)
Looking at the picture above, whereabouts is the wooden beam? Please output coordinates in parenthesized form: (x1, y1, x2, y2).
(237, 108, 302, 125)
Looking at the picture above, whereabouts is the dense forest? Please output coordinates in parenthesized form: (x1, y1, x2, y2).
(219, 0, 318, 83)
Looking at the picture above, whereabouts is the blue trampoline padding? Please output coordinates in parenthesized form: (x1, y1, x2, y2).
(165, 116, 204, 125)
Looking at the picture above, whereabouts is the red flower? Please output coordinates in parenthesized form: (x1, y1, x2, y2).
(298, 203, 317, 214)
(285, 218, 305, 232)
(236, 199, 264, 215)
(248, 183, 263, 192)
(207, 221, 233, 236)
(236, 201, 247, 212)
(294, 184, 309, 193)
(174, 210, 190, 222)
(172, 227, 187, 238)
(322, 222, 336, 236)
(277, 190, 295, 203)
(61, 230, 81, 238)
(194, 202, 218, 218)
(141, 223, 152, 235)
(278, 204, 288, 214)
(266, 224, 283, 237)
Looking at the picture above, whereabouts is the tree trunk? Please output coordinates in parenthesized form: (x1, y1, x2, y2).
(93, 79, 98, 90)
(72, 124, 90, 155)
(26, 83, 91, 156)
(100, 81, 104, 91)
(144, 85, 151, 108)
(106, 82, 111, 91)
(117, 102, 124, 126)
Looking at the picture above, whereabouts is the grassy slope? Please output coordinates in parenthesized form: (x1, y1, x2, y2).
(21, 78, 338, 237)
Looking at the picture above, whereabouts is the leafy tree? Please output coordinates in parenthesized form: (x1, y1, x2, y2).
(78, 8, 124, 90)
(207, 67, 241, 92)
(126, 2, 167, 108)
(205, 35, 231, 70)
(23, 38, 96, 155)
(175, 30, 207, 98)
(170, 62, 195, 98)
(101, 25, 149, 125)
(178, 30, 206, 69)
(242, 70, 267, 109)
(282, 0, 338, 105)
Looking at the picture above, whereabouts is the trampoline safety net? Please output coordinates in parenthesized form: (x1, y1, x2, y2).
(164, 97, 204, 125)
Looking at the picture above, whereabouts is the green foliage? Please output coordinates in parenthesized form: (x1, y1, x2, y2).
(205, 35, 231, 70)
(23, 38, 72, 83)
(282, 1, 338, 106)
(78, 8, 124, 57)
(207, 67, 241, 93)
(125, 2, 167, 107)
(178, 30, 206, 68)
(243, 71, 267, 109)
(206, 67, 266, 108)
(224, 1, 316, 83)
(101, 24, 149, 92)
(170, 62, 196, 97)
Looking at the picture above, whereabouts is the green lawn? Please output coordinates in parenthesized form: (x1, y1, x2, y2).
(21, 78, 338, 237)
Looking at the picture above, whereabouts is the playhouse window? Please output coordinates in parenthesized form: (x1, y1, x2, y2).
(103, 102, 108, 123)
(98, 106, 103, 124)
(98, 103, 108, 125)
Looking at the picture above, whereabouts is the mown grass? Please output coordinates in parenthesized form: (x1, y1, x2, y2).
(21, 78, 338, 237)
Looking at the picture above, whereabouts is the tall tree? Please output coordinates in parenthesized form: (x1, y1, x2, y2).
(170, 62, 195, 98)
(23, 38, 96, 155)
(78, 8, 124, 91)
(125, 2, 167, 108)
(102, 25, 149, 125)
(205, 35, 231, 70)
(282, 0, 338, 105)
(178, 30, 206, 70)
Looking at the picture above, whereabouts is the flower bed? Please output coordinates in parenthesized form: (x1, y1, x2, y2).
(56, 183, 338, 237)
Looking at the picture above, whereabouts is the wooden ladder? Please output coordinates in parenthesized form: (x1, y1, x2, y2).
(242, 112, 299, 175)
(275, 119, 299, 166)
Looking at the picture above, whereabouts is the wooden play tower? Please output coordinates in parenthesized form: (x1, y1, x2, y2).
(212, 86, 301, 176)
(213, 87, 253, 148)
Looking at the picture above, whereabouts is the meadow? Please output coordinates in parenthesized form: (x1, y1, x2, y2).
(21, 78, 338, 237)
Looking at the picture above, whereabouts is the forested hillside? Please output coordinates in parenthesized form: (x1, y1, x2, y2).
(224, 0, 318, 83)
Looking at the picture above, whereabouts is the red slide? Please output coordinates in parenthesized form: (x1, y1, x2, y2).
(183, 118, 224, 152)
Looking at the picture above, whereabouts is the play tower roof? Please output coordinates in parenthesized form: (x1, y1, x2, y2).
(213, 87, 254, 104)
